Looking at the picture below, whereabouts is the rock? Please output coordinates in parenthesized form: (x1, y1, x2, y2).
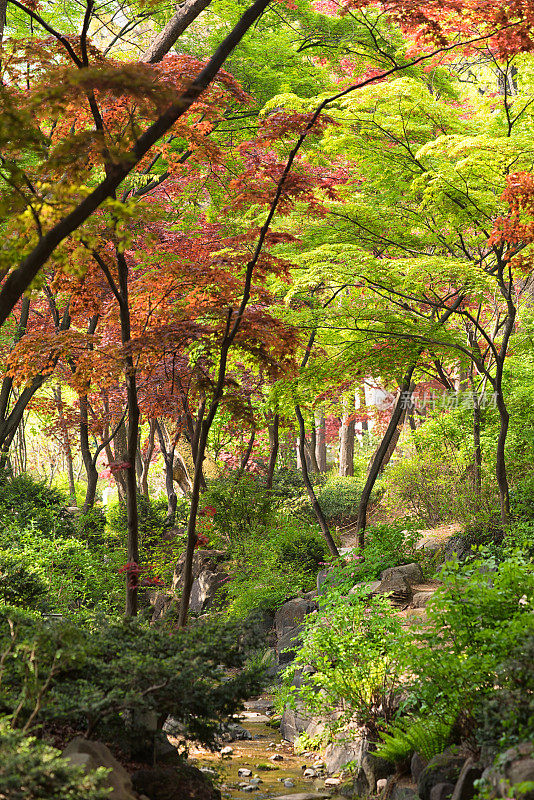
(481, 743, 534, 800)
(377, 778, 388, 793)
(324, 740, 366, 775)
(277, 627, 305, 664)
(133, 765, 221, 800)
(240, 785, 259, 792)
(450, 759, 483, 800)
(62, 737, 137, 800)
(284, 780, 296, 787)
(317, 568, 331, 593)
(412, 753, 429, 783)
(163, 716, 185, 736)
(219, 722, 253, 742)
(441, 536, 473, 563)
(280, 708, 311, 742)
(429, 783, 455, 800)
(303, 768, 318, 778)
(412, 591, 435, 608)
(189, 569, 229, 614)
(325, 777, 342, 786)
(418, 755, 466, 800)
(148, 590, 176, 623)
(391, 788, 421, 800)
(249, 778, 262, 785)
(375, 573, 413, 604)
(362, 752, 396, 791)
(173, 549, 226, 591)
(154, 732, 180, 766)
(238, 769, 253, 778)
(275, 598, 317, 637)
(270, 753, 284, 761)
(381, 563, 424, 586)
(349, 581, 381, 597)
(220, 746, 233, 756)
(305, 719, 328, 740)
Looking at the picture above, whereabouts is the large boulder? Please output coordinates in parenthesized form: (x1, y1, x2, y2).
(132, 764, 221, 800)
(280, 707, 311, 742)
(375, 572, 413, 605)
(481, 742, 534, 800)
(418, 754, 466, 800)
(324, 739, 367, 775)
(275, 597, 317, 663)
(189, 569, 229, 614)
(62, 738, 137, 800)
(172, 550, 226, 592)
(380, 563, 424, 586)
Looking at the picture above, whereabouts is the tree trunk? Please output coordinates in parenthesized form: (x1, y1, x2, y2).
(79, 395, 99, 511)
(266, 414, 279, 489)
(139, 420, 156, 497)
(296, 404, 339, 557)
(54, 385, 77, 506)
(356, 366, 416, 546)
(339, 402, 355, 477)
(235, 428, 255, 480)
(315, 409, 327, 472)
(156, 421, 177, 525)
(140, 0, 213, 63)
(495, 385, 510, 525)
(472, 388, 482, 499)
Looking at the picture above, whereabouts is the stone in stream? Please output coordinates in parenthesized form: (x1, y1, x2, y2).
(272, 794, 331, 800)
(220, 746, 233, 756)
(270, 753, 284, 761)
(240, 785, 259, 792)
(284, 780, 295, 787)
(238, 769, 253, 778)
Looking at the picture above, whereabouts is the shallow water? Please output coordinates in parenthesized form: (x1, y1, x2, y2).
(189, 718, 330, 799)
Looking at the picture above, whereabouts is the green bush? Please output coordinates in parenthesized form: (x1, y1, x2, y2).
(106, 494, 168, 550)
(0, 551, 48, 610)
(0, 722, 110, 800)
(316, 475, 366, 523)
(74, 508, 107, 547)
(201, 475, 276, 552)
(0, 606, 265, 751)
(0, 474, 74, 538)
(279, 588, 407, 736)
(0, 525, 123, 613)
(375, 715, 454, 764)
(474, 633, 534, 756)
(322, 520, 421, 592)
(405, 553, 534, 730)
(269, 467, 326, 501)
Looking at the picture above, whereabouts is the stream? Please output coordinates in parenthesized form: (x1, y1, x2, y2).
(188, 698, 333, 800)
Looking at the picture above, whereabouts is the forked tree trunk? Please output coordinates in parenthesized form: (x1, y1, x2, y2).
(296, 404, 339, 558)
(355, 366, 416, 546)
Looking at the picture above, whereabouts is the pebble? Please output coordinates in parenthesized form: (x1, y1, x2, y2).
(324, 777, 341, 786)
(220, 746, 233, 756)
(284, 779, 295, 788)
(270, 753, 284, 761)
(250, 778, 262, 786)
(200, 767, 217, 776)
(303, 768, 318, 778)
(238, 769, 253, 778)
(240, 785, 259, 792)
(377, 778, 388, 793)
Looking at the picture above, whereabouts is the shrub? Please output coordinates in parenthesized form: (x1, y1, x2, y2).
(0, 606, 266, 751)
(0, 551, 48, 610)
(106, 494, 168, 550)
(0, 474, 74, 538)
(322, 520, 421, 593)
(201, 475, 276, 552)
(279, 588, 407, 736)
(375, 715, 454, 764)
(74, 508, 107, 548)
(0, 722, 110, 800)
(474, 633, 534, 756)
(405, 553, 534, 729)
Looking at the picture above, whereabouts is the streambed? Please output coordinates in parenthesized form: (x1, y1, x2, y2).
(188, 703, 332, 800)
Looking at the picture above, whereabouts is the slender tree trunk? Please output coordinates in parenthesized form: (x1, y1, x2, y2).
(54, 385, 76, 506)
(156, 421, 177, 525)
(495, 381, 510, 525)
(139, 420, 156, 497)
(296, 404, 339, 557)
(140, 0, 213, 63)
(356, 366, 416, 545)
(339, 402, 355, 477)
(309, 426, 319, 472)
(266, 414, 279, 489)
(315, 409, 327, 471)
(472, 388, 482, 499)
(235, 428, 255, 480)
